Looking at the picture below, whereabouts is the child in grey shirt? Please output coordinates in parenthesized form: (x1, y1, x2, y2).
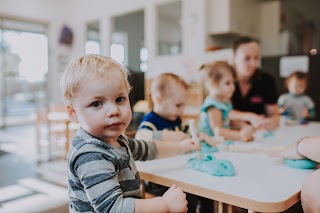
(60, 54, 200, 213)
(278, 71, 315, 120)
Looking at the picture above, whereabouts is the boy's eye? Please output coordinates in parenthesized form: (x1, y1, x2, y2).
(92, 101, 102, 107)
(116, 97, 126, 103)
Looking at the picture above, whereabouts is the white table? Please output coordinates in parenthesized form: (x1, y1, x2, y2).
(136, 123, 320, 212)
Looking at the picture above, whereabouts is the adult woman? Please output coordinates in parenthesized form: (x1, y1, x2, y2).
(231, 36, 279, 130)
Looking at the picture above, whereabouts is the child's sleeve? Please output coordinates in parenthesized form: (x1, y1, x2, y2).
(73, 153, 135, 213)
(135, 121, 162, 140)
(305, 96, 316, 119)
(127, 137, 158, 161)
(277, 94, 286, 107)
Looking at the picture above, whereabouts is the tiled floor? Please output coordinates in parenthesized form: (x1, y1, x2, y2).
(0, 124, 69, 212)
(0, 125, 38, 187)
(0, 124, 68, 181)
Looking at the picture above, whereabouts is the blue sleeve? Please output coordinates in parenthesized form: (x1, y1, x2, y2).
(308, 108, 316, 119)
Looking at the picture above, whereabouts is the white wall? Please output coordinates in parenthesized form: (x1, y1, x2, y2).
(3, 0, 290, 103)
(1, 0, 220, 102)
(0, 0, 71, 103)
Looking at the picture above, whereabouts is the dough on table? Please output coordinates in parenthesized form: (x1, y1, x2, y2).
(200, 142, 219, 153)
(283, 158, 318, 169)
(187, 154, 235, 176)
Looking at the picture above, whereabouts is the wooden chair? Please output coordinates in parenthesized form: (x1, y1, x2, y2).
(36, 104, 78, 162)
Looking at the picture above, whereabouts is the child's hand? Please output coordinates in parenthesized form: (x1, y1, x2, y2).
(239, 125, 254, 141)
(162, 184, 188, 213)
(163, 130, 190, 141)
(179, 138, 201, 153)
(198, 132, 216, 146)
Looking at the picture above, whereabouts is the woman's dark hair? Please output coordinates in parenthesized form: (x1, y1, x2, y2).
(232, 36, 259, 53)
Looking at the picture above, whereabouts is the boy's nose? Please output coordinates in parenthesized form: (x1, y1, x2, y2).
(106, 104, 120, 117)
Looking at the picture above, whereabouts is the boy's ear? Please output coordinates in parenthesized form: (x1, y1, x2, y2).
(66, 105, 79, 123)
(151, 93, 162, 105)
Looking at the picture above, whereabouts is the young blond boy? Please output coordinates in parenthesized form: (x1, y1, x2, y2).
(135, 73, 214, 213)
(60, 55, 200, 213)
(135, 73, 215, 144)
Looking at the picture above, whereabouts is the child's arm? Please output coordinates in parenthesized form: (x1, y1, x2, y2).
(128, 136, 199, 160)
(229, 109, 266, 129)
(198, 132, 216, 146)
(302, 96, 316, 119)
(155, 138, 200, 158)
(161, 129, 190, 141)
(134, 184, 188, 213)
(207, 107, 254, 141)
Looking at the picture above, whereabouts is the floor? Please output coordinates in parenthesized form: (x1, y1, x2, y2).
(0, 124, 69, 212)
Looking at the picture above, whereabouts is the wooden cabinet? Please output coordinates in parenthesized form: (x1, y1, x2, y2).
(207, 0, 260, 36)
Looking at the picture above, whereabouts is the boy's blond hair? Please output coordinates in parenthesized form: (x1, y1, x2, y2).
(151, 73, 189, 97)
(60, 54, 131, 104)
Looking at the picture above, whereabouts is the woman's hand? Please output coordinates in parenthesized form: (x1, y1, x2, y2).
(239, 125, 254, 142)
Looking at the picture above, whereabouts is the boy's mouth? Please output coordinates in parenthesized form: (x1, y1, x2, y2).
(107, 122, 122, 128)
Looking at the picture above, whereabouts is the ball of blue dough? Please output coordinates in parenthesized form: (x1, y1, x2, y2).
(284, 158, 318, 169)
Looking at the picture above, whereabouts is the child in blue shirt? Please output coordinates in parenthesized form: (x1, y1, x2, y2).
(135, 73, 215, 213)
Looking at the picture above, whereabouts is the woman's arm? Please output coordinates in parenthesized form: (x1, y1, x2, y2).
(264, 104, 279, 131)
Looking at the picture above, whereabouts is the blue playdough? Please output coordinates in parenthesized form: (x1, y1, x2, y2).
(187, 154, 235, 176)
(224, 140, 234, 145)
(200, 142, 219, 153)
(263, 131, 274, 138)
(284, 158, 318, 169)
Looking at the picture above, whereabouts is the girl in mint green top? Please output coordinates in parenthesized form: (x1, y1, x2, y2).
(198, 61, 255, 141)
(199, 96, 232, 136)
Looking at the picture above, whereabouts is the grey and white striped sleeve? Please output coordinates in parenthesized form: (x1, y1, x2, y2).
(73, 152, 135, 213)
(127, 137, 158, 161)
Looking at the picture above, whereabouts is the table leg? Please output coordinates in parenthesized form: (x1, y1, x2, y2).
(227, 204, 233, 213)
(217, 201, 223, 213)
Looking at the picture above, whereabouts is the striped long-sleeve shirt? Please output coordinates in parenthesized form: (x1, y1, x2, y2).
(67, 128, 158, 213)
